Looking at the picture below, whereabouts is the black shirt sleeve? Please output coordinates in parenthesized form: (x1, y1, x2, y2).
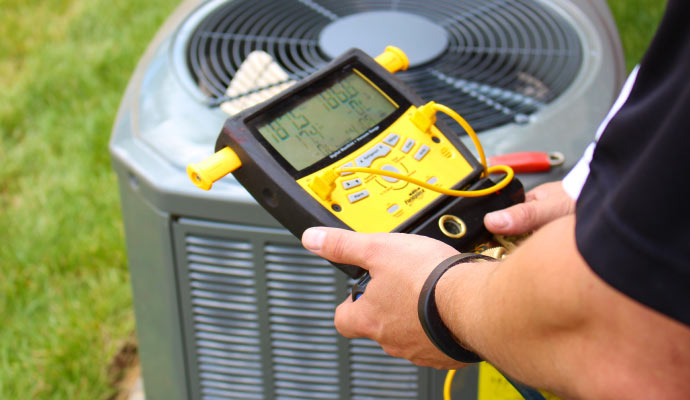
(575, 0, 690, 326)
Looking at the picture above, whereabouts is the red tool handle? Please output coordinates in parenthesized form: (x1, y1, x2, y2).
(488, 152, 564, 174)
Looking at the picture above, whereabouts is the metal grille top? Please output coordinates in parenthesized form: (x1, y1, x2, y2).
(186, 0, 582, 132)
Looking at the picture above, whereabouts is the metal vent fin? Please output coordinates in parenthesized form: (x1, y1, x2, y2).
(266, 243, 341, 399)
(186, 0, 582, 132)
(185, 234, 265, 400)
(350, 338, 419, 399)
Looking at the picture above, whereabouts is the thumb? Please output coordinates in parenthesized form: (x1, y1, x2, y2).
(484, 200, 563, 235)
(302, 227, 457, 271)
(301, 227, 380, 268)
(484, 181, 575, 235)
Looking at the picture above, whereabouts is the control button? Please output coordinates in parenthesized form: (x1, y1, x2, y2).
(414, 144, 431, 161)
(387, 204, 400, 214)
(348, 189, 370, 203)
(342, 178, 363, 190)
(383, 133, 400, 147)
(356, 143, 391, 167)
(427, 177, 438, 185)
(339, 162, 354, 176)
(380, 164, 400, 183)
(401, 138, 416, 153)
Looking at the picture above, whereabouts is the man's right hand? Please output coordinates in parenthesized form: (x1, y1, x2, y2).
(483, 181, 575, 235)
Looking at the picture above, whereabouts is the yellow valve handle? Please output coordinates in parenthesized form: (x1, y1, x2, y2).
(309, 170, 338, 201)
(187, 146, 242, 190)
(375, 45, 409, 74)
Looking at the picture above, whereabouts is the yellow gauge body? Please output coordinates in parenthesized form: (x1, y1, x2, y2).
(296, 105, 473, 233)
(186, 45, 516, 263)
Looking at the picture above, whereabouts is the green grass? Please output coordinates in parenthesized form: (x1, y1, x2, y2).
(608, 0, 668, 72)
(0, 0, 178, 398)
(0, 0, 667, 398)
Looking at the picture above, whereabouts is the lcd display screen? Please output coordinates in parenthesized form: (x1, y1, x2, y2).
(257, 70, 397, 171)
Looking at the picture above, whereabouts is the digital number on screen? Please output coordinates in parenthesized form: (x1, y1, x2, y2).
(257, 70, 397, 171)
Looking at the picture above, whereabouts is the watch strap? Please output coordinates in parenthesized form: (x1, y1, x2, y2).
(417, 253, 494, 363)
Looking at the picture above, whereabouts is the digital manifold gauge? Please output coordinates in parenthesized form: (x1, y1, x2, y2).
(188, 46, 524, 284)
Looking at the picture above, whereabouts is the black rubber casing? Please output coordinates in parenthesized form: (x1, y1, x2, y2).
(214, 48, 523, 278)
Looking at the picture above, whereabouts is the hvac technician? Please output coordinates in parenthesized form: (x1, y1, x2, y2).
(301, 1, 690, 398)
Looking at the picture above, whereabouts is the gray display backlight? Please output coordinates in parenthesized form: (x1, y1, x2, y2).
(257, 71, 397, 171)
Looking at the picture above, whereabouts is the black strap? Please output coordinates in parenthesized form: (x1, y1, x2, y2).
(417, 253, 494, 363)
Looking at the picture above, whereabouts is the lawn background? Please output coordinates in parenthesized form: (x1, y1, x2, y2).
(0, 0, 668, 398)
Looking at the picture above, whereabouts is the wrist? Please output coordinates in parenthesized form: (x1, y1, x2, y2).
(417, 253, 496, 362)
(435, 256, 497, 357)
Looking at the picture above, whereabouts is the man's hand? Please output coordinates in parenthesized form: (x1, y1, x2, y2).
(301, 227, 466, 369)
(484, 181, 575, 235)
(302, 212, 690, 399)
(299, 181, 574, 370)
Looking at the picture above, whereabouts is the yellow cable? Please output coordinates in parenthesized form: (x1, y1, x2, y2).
(444, 369, 456, 400)
(319, 102, 514, 199)
(339, 164, 513, 198)
(337, 101, 513, 197)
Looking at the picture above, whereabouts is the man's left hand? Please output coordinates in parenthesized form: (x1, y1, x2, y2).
(301, 227, 465, 369)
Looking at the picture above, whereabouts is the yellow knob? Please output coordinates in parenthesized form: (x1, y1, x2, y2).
(187, 147, 242, 190)
(375, 46, 409, 74)
(309, 169, 339, 201)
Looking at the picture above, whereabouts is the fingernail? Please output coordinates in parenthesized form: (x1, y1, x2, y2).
(302, 228, 326, 251)
(486, 212, 510, 229)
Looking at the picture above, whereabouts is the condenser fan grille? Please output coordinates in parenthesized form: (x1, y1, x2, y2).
(186, 0, 582, 132)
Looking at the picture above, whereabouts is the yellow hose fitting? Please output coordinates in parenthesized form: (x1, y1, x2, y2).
(375, 46, 409, 74)
(309, 169, 339, 201)
(187, 147, 242, 190)
(410, 101, 438, 133)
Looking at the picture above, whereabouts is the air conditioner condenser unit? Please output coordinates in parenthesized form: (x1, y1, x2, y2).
(110, 1, 625, 399)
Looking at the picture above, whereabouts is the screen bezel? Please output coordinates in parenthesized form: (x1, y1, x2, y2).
(245, 61, 412, 180)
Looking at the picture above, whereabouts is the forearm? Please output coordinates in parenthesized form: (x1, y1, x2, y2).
(302, 216, 690, 398)
(436, 215, 690, 399)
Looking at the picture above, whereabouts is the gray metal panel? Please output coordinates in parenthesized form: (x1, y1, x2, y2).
(173, 217, 451, 399)
(173, 219, 269, 400)
(115, 165, 190, 400)
(265, 242, 341, 399)
(350, 338, 419, 399)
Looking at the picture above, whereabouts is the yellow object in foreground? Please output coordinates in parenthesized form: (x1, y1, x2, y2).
(444, 363, 561, 400)
(478, 363, 560, 400)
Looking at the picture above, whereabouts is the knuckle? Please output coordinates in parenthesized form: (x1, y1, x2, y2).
(333, 301, 349, 322)
(562, 196, 576, 215)
(325, 231, 382, 266)
(335, 302, 377, 339)
(334, 306, 356, 338)
(527, 181, 557, 201)
(333, 304, 346, 326)
(329, 235, 347, 261)
(360, 238, 384, 266)
(513, 202, 537, 225)
(349, 233, 388, 268)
